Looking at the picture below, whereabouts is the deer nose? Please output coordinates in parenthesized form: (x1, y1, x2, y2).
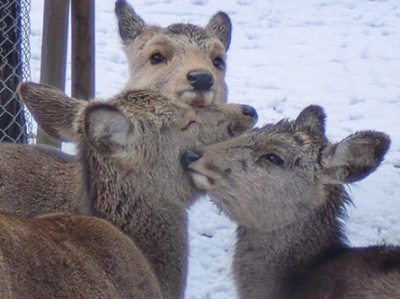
(242, 105, 258, 122)
(187, 71, 214, 90)
(181, 150, 202, 169)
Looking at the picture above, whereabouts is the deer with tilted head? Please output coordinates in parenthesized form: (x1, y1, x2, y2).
(182, 105, 399, 299)
(16, 82, 257, 299)
(0, 211, 163, 298)
(0, 0, 232, 217)
(115, 0, 231, 107)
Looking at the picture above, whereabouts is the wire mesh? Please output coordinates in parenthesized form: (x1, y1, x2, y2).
(0, 0, 32, 143)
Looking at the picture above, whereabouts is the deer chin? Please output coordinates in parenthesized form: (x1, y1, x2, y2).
(189, 171, 215, 191)
(179, 90, 215, 107)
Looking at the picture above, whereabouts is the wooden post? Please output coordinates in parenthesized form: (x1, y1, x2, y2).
(38, 0, 69, 147)
(37, 0, 94, 146)
(71, 0, 95, 100)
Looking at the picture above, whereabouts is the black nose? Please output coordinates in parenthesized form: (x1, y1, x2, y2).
(181, 150, 202, 169)
(242, 105, 258, 120)
(187, 71, 214, 90)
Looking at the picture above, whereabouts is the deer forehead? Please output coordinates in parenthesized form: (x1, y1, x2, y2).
(211, 128, 321, 160)
(255, 129, 321, 153)
(115, 92, 189, 119)
(132, 27, 226, 60)
(166, 23, 224, 49)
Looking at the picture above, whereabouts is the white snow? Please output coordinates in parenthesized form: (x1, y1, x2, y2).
(29, 1, 400, 298)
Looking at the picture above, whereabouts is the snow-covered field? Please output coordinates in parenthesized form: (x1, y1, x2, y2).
(29, 1, 400, 298)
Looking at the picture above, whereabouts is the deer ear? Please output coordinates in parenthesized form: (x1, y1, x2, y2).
(115, 0, 146, 44)
(17, 82, 86, 142)
(294, 105, 327, 142)
(84, 104, 135, 157)
(322, 131, 390, 183)
(205, 11, 232, 50)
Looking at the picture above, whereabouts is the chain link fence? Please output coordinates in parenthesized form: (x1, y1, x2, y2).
(0, 0, 31, 143)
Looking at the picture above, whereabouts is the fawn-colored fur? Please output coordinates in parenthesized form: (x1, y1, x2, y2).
(15, 82, 257, 299)
(0, 3, 234, 296)
(115, 0, 231, 107)
(0, 0, 232, 215)
(0, 144, 88, 215)
(0, 212, 162, 298)
(182, 105, 399, 299)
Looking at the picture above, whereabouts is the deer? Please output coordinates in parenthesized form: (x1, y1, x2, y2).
(115, 0, 232, 107)
(0, 211, 163, 298)
(0, 4, 234, 294)
(15, 81, 257, 299)
(0, 0, 233, 214)
(181, 105, 400, 299)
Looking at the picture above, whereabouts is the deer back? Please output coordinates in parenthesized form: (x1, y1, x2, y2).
(0, 212, 162, 298)
(0, 143, 89, 216)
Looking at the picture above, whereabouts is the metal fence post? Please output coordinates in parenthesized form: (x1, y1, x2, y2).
(0, 0, 95, 146)
(0, 0, 30, 143)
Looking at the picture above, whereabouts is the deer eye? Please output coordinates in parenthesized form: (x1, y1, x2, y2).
(150, 53, 166, 65)
(261, 154, 284, 166)
(181, 120, 196, 131)
(213, 57, 225, 70)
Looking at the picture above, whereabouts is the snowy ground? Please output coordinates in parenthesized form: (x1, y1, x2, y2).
(29, 1, 400, 298)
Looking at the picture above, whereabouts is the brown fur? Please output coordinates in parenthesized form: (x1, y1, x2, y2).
(14, 82, 257, 299)
(182, 105, 400, 299)
(0, 1, 232, 218)
(0, 144, 89, 216)
(115, 0, 232, 107)
(0, 212, 162, 298)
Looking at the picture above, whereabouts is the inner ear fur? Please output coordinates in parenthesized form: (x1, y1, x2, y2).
(205, 11, 232, 50)
(84, 103, 135, 157)
(115, 0, 146, 44)
(322, 131, 390, 183)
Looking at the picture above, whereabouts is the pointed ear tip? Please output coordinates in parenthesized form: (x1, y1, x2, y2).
(357, 130, 391, 149)
(217, 11, 231, 20)
(115, 0, 134, 16)
(215, 11, 232, 29)
(376, 132, 391, 153)
(17, 82, 28, 95)
(115, 0, 127, 9)
(305, 104, 325, 114)
(17, 81, 40, 96)
(301, 105, 326, 121)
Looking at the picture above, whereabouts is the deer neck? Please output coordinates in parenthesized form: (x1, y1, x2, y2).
(83, 153, 189, 299)
(233, 198, 347, 299)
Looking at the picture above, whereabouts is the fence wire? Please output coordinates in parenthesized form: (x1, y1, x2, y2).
(0, 0, 32, 143)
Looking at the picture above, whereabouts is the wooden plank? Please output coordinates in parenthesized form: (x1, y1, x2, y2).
(37, 0, 69, 147)
(71, 0, 95, 100)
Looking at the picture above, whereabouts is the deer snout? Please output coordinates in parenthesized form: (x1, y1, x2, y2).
(181, 150, 202, 169)
(241, 105, 258, 120)
(187, 70, 214, 90)
(240, 104, 258, 128)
